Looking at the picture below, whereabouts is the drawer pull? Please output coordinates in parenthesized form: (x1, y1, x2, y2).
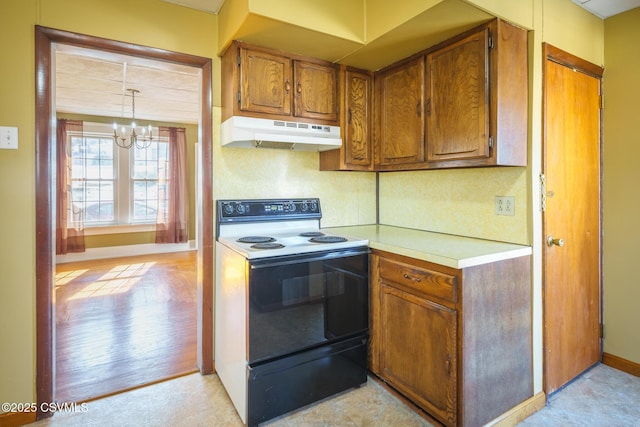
(403, 273, 421, 283)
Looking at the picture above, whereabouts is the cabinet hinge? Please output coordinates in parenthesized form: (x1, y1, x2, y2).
(600, 324, 605, 339)
(236, 54, 241, 67)
(488, 32, 494, 49)
(600, 94, 605, 110)
(488, 136, 493, 149)
(236, 91, 241, 103)
(540, 173, 547, 213)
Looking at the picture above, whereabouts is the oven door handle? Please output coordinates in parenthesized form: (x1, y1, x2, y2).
(249, 248, 370, 269)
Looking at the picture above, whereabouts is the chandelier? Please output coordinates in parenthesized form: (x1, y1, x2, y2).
(113, 89, 154, 149)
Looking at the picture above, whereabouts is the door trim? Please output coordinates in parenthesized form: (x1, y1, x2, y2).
(541, 43, 604, 395)
(35, 26, 214, 418)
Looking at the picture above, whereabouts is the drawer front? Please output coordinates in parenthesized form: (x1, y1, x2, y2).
(379, 258, 457, 303)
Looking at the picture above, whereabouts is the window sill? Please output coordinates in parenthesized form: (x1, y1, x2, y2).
(84, 223, 156, 236)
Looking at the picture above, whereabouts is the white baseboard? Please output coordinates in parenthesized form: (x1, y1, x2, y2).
(56, 240, 197, 264)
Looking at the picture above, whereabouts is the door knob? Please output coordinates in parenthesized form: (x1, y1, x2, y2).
(547, 236, 564, 247)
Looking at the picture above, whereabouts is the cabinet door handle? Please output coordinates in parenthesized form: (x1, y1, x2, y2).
(403, 273, 422, 283)
(426, 98, 431, 116)
(416, 101, 421, 118)
(348, 108, 352, 124)
(285, 79, 291, 94)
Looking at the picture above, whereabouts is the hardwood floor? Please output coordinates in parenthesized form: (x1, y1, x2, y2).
(55, 251, 197, 403)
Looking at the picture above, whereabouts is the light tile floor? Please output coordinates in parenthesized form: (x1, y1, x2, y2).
(29, 374, 432, 427)
(518, 364, 640, 426)
(28, 364, 640, 426)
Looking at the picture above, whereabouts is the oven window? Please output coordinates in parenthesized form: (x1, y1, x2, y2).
(248, 252, 368, 363)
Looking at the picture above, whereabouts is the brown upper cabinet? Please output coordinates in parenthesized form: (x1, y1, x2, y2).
(222, 41, 339, 125)
(374, 57, 426, 169)
(320, 66, 374, 171)
(425, 19, 528, 168)
(322, 18, 528, 171)
(426, 28, 490, 165)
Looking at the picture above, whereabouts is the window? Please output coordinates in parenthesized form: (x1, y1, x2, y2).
(68, 123, 168, 228)
(132, 142, 169, 223)
(69, 133, 115, 225)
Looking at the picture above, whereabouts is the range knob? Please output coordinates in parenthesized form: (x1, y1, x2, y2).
(223, 203, 234, 215)
(301, 202, 309, 211)
(286, 203, 296, 212)
(236, 204, 246, 214)
(310, 201, 318, 211)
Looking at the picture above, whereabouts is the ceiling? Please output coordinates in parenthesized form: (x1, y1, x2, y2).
(571, 0, 640, 18)
(55, 44, 202, 124)
(161, 0, 640, 18)
(56, 0, 640, 124)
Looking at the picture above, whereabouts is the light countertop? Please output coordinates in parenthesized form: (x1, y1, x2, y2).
(322, 224, 532, 269)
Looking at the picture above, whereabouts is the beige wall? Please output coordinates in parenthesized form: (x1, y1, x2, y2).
(603, 8, 640, 364)
(1, 0, 219, 408)
(0, 0, 626, 415)
(0, 0, 376, 410)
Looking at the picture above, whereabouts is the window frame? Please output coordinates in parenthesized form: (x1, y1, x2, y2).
(66, 122, 168, 230)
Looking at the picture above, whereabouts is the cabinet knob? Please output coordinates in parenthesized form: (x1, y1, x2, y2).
(403, 273, 421, 283)
(285, 80, 291, 93)
(297, 81, 302, 94)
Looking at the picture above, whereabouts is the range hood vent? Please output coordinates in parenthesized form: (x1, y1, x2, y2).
(221, 116, 342, 152)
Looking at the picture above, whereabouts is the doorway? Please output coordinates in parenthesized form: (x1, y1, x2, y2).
(542, 43, 603, 395)
(35, 26, 213, 418)
(55, 252, 198, 402)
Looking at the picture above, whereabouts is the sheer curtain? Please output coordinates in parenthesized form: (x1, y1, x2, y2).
(156, 126, 189, 244)
(56, 119, 85, 254)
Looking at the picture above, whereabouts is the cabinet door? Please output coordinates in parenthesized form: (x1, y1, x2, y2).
(344, 69, 372, 167)
(380, 283, 457, 426)
(426, 28, 490, 163)
(239, 48, 292, 116)
(376, 58, 426, 167)
(294, 60, 338, 122)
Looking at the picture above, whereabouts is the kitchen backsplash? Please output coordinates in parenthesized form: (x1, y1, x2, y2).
(212, 108, 528, 245)
(379, 167, 529, 245)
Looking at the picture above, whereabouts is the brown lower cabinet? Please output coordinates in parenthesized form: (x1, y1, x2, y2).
(369, 250, 533, 427)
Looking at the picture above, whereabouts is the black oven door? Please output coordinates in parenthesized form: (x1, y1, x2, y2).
(247, 247, 369, 364)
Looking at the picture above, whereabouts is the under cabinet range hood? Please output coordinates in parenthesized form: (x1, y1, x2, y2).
(221, 116, 342, 152)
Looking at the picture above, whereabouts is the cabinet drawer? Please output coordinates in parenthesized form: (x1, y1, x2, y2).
(379, 258, 457, 303)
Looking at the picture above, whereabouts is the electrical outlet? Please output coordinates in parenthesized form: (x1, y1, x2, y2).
(0, 126, 19, 150)
(495, 196, 515, 216)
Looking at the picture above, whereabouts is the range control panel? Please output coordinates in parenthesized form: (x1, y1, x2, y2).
(217, 198, 321, 222)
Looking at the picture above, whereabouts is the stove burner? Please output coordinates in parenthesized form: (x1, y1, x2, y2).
(251, 242, 285, 250)
(299, 231, 325, 237)
(309, 236, 348, 244)
(237, 236, 275, 244)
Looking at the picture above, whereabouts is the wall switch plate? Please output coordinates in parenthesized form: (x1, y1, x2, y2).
(495, 196, 515, 216)
(0, 126, 19, 149)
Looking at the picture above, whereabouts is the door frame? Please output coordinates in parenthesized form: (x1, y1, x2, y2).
(541, 43, 604, 394)
(35, 26, 214, 418)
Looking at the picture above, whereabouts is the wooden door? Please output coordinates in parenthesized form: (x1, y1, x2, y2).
(293, 60, 338, 122)
(239, 47, 292, 116)
(375, 57, 426, 168)
(543, 44, 603, 395)
(380, 284, 457, 426)
(426, 28, 489, 163)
